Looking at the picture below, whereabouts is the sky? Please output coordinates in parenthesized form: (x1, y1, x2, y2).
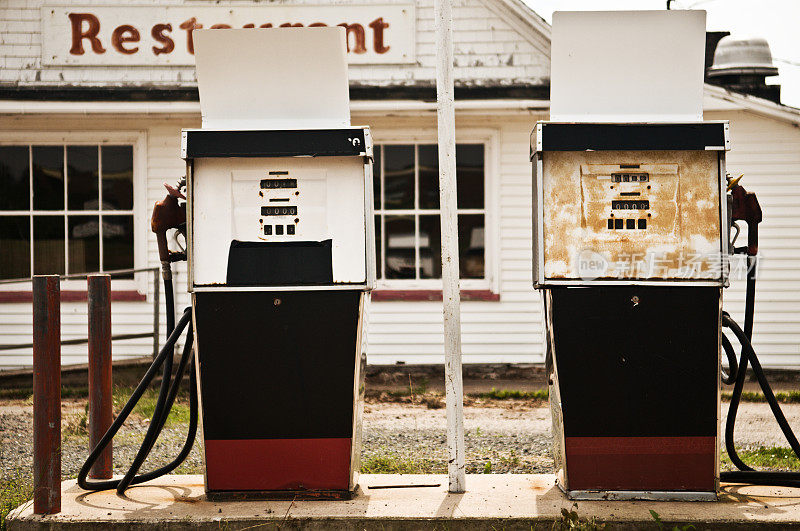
(522, 0, 800, 109)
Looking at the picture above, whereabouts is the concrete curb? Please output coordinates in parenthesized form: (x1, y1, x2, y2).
(8, 474, 800, 530)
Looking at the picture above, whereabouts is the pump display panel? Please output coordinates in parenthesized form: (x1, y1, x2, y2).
(532, 122, 729, 286)
(185, 128, 375, 289)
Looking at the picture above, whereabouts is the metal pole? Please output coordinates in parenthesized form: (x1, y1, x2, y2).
(88, 274, 113, 479)
(434, 0, 466, 493)
(33, 275, 61, 515)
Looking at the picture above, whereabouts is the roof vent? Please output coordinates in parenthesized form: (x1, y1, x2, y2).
(707, 35, 780, 103)
(708, 36, 778, 77)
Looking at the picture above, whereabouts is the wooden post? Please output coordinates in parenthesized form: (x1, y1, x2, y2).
(434, 0, 466, 493)
(88, 274, 113, 479)
(33, 275, 61, 515)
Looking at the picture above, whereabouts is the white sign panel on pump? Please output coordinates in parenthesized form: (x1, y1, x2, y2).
(188, 27, 369, 286)
(549, 10, 706, 122)
(192, 28, 350, 130)
(41, 4, 415, 66)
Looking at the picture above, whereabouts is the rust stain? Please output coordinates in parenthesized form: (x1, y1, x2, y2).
(175, 495, 203, 503)
(542, 150, 722, 281)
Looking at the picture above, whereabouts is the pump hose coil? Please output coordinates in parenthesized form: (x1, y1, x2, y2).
(78, 272, 198, 494)
(721, 255, 800, 488)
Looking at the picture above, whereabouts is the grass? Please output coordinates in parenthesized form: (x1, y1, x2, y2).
(556, 504, 607, 530)
(360, 450, 444, 474)
(382, 377, 429, 399)
(0, 470, 33, 531)
(650, 510, 695, 531)
(8, 384, 797, 407)
(721, 446, 800, 471)
(58, 386, 191, 440)
(112, 386, 191, 426)
(63, 403, 89, 438)
(0, 386, 89, 401)
(475, 388, 549, 401)
(721, 390, 800, 403)
(473, 387, 800, 404)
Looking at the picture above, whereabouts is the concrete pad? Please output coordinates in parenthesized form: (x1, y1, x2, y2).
(7, 474, 800, 529)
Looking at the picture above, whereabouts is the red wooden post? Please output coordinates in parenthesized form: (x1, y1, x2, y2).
(88, 274, 113, 479)
(33, 275, 61, 515)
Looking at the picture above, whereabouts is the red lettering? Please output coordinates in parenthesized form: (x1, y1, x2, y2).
(259, 23, 273, 28)
(68, 13, 105, 55)
(210, 24, 232, 29)
(111, 24, 139, 54)
(179, 17, 203, 55)
(369, 17, 390, 54)
(242, 23, 256, 28)
(338, 23, 366, 54)
(308, 22, 327, 27)
(151, 23, 174, 56)
(280, 23, 304, 27)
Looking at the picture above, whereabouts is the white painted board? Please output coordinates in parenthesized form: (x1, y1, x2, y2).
(193, 28, 350, 129)
(550, 10, 706, 122)
(40, 5, 416, 66)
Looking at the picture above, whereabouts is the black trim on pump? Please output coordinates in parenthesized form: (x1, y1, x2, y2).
(184, 129, 368, 158)
(538, 122, 727, 152)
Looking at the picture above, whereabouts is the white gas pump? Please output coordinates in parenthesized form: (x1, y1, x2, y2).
(183, 27, 373, 499)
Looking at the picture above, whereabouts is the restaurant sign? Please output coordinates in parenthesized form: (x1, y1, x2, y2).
(41, 4, 415, 66)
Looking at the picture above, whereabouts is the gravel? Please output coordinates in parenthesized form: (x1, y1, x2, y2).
(2, 398, 799, 485)
(0, 400, 205, 483)
(362, 400, 553, 473)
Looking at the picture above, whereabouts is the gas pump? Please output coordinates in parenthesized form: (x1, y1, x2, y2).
(533, 121, 729, 500)
(534, 9, 800, 501)
(184, 27, 373, 499)
(78, 27, 373, 499)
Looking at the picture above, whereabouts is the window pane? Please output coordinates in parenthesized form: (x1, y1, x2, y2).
(459, 214, 485, 279)
(457, 144, 484, 209)
(104, 215, 134, 277)
(373, 145, 381, 210)
(101, 146, 134, 210)
(383, 145, 414, 209)
(0, 216, 30, 279)
(33, 216, 65, 275)
(0, 146, 30, 211)
(374, 215, 382, 279)
(384, 215, 415, 279)
(68, 215, 99, 274)
(419, 145, 439, 209)
(33, 146, 64, 211)
(419, 214, 442, 279)
(67, 146, 99, 210)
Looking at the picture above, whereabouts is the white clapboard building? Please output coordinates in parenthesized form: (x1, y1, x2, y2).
(1, 0, 800, 369)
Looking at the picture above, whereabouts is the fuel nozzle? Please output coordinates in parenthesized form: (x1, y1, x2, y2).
(151, 180, 187, 267)
(728, 175, 762, 256)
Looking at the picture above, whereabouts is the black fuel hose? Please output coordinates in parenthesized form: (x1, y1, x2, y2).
(721, 334, 738, 386)
(721, 254, 800, 487)
(78, 267, 198, 494)
(114, 322, 194, 494)
(163, 262, 176, 338)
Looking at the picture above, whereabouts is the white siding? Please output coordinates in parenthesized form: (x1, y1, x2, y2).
(706, 110, 800, 368)
(366, 114, 544, 364)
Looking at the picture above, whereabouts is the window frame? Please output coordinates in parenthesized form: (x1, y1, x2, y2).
(0, 130, 148, 294)
(372, 128, 499, 294)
